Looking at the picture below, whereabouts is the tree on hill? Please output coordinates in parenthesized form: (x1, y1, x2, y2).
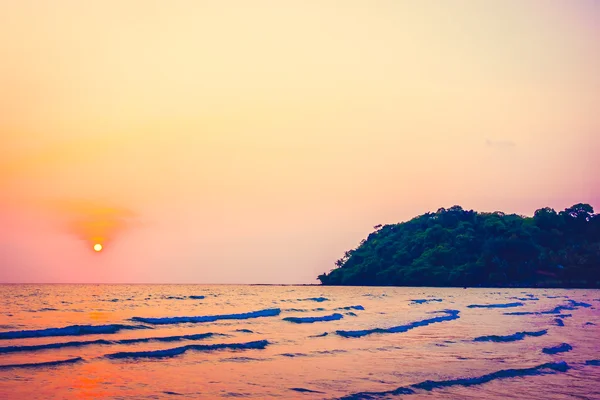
(317, 204, 600, 287)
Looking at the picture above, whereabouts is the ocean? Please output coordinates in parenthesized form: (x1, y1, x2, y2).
(0, 285, 599, 399)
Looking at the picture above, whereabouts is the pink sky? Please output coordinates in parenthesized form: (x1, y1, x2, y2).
(1, 1, 599, 283)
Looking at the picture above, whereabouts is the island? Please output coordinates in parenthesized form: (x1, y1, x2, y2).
(318, 203, 600, 288)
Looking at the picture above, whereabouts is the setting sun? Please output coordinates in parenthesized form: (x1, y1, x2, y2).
(93, 243, 103, 252)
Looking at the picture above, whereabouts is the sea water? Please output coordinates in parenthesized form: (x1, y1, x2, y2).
(0, 285, 598, 399)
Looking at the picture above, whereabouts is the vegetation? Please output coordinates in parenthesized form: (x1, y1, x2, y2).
(318, 204, 600, 288)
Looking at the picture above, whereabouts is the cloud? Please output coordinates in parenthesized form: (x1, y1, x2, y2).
(485, 139, 516, 149)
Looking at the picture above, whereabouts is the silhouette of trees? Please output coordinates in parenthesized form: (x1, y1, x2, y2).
(318, 204, 600, 287)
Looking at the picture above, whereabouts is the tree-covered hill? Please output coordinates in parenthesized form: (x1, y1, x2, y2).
(318, 204, 600, 287)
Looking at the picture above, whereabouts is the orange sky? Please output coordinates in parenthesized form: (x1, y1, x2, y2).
(1, 1, 599, 283)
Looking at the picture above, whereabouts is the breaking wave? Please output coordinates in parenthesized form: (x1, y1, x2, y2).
(105, 340, 270, 359)
(336, 310, 460, 338)
(335, 305, 365, 311)
(297, 297, 329, 302)
(283, 313, 344, 324)
(339, 361, 570, 399)
(0, 324, 149, 340)
(0, 332, 220, 354)
(510, 297, 539, 301)
(131, 308, 281, 325)
(542, 343, 572, 355)
(473, 330, 547, 343)
(410, 299, 443, 305)
(504, 300, 592, 316)
(0, 357, 83, 370)
(290, 388, 325, 394)
(467, 302, 523, 309)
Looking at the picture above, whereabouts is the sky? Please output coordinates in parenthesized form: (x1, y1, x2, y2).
(1, 0, 599, 283)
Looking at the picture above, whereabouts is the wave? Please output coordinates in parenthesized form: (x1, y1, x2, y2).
(290, 388, 325, 394)
(0, 357, 83, 370)
(235, 329, 253, 333)
(336, 310, 460, 338)
(335, 305, 365, 311)
(283, 307, 327, 313)
(159, 295, 205, 300)
(0, 332, 219, 354)
(105, 340, 270, 359)
(281, 349, 347, 359)
(586, 360, 600, 366)
(467, 302, 523, 309)
(313, 349, 347, 355)
(0, 339, 111, 354)
(310, 332, 329, 338)
(339, 361, 569, 399)
(0, 324, 149, 340)
(131, 308, 281, 325)
(474, 330, 547, 343)
(510, 297, 540, 301)
(554, 318, 565, 327)
(504, 300, 591, 316)
(568, 300, 592, 308)
(542, 343, 572, 354)
(412, 361, 569, 391)
(283, 313, 344, 324)
(118, 332, 218, 344)
(220, 356, 267, 363)
(297, 297, 329, 302)
(410, 299, 442, 305)
(362, 294, 388, 298)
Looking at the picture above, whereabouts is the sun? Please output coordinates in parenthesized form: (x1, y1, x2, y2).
(93, 243, 103, 252)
